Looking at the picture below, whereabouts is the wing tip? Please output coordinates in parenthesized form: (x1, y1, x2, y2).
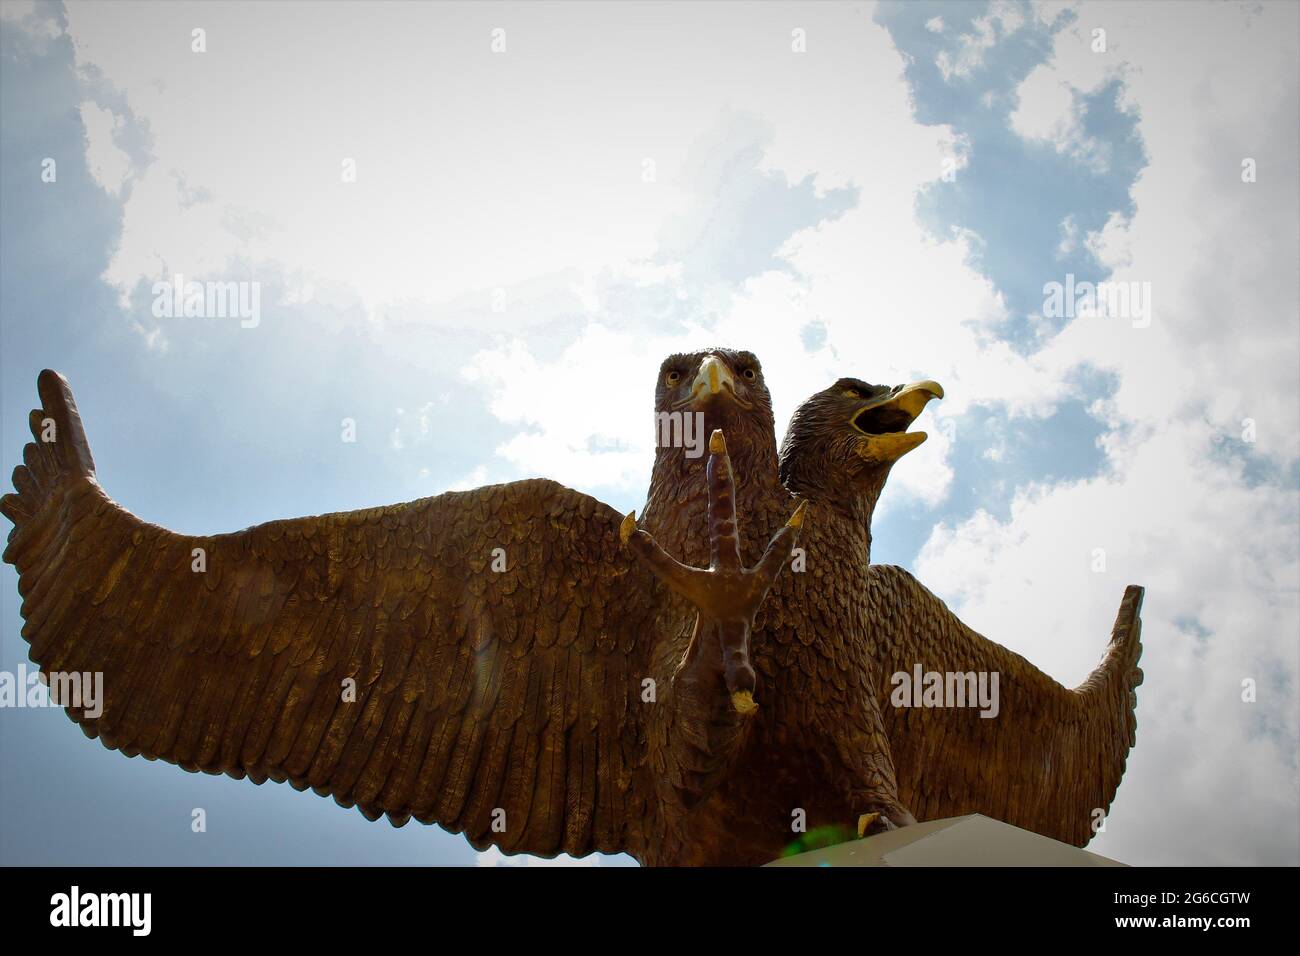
(1122, 584, 1145, 613)
(9, 368, 95, 488)
(1111, 585, 1145, 647)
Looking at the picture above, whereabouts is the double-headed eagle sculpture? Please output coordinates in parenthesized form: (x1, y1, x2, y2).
(1, 352, 1143, 865)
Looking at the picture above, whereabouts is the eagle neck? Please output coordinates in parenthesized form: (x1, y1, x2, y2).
(641, 439, 784, 566)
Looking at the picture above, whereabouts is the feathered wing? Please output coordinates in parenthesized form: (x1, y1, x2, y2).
(867, 565, 1143, 847)
(1, 370, 662, 859)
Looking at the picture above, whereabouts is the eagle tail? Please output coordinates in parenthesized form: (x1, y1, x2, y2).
(1077, 584, 1145, 750)
(0, 370, 97, 545)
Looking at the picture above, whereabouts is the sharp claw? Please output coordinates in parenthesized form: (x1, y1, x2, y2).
(730, 690, 757, 715)
(620, 510, 637, 545)
(857, 812, 881, 838)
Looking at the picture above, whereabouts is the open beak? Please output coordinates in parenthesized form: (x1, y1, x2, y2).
(850, 380, 944, 464)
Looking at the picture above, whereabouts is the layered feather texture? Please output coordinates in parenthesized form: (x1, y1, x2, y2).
(2, 370, 661, 859)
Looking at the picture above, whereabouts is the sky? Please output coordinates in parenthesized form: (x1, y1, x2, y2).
(0, 0, 1296, 866)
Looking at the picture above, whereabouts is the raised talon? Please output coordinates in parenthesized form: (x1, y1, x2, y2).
(622, 428, 806, 714)
(857, 809, 910, 837)
(857, 812, 886, 837)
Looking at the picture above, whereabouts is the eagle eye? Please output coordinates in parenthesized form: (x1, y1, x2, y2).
(842, 388, 862, 399)
(665, 370, 681, 386)
(742, 368, 757, 381)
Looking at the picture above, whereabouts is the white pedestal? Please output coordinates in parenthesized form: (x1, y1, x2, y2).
(765, 814, 1125, 867)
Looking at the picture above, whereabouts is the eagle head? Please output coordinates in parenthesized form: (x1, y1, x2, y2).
(778, 377, 943, 503)
(654, 349, 776, 461)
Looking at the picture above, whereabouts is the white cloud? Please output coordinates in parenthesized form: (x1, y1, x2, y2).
(463, 323, 671, 492)
(922, 0, 1300, 865)
(1055, 213, 1080, 257)
(62, 1, 858, 317)
(77, 100, 132, 194)
(917, 422, 1299, 865)
(0, 0, 62, 38)
(937, 1, 1026, 81)
(1009, 13, 1138, 173)
(462, 13, 1080, 512)
(476, 847, 600, 867)
(1083, 210, 1133, 271)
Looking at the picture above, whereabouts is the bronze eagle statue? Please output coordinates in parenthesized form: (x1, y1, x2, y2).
(778, 378, 1144, 846)
(1, 354, 1143, 865)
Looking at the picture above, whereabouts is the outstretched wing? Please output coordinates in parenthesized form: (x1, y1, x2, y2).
(1, 371, 661, 859)
(868, 565, 1143, 846)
